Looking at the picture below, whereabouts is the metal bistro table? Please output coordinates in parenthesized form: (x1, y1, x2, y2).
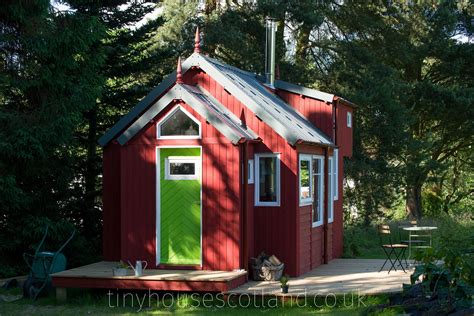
(403, 226, 438, 259)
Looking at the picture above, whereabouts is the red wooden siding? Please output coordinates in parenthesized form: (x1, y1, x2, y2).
(249, 141, 298, 276)
(277, 90, 334, 139)
(116, 97, 241, 271)
(182, 69, 300, 275)
(103, 143, 122, 260)
(295, 145, 341, 275)
(120, 142, 156, 264)
(102, 65, 352, 278)
(336, 103, 353, 158)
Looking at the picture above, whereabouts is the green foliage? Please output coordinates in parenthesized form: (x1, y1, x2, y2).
(343, 224, 384, 259)
(0, 0, 105, 277)
(279, 274, 289, 287)
(115, 260, 129, 269)
(1, 0, 473, 279)
(320, 0, 474, 221)
(343, 217, 474, 260)
(405, 234, 474, 313)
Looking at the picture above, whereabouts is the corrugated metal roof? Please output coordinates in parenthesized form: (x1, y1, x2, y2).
(98, 57, 196, 147)
(100, 53, 335, 147)
(274, 80, 334, 103)
(116, 84, 258, 145)
(201, 55, 333, 146)
(182, 84, 259, 142)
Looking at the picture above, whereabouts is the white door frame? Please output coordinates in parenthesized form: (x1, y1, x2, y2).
(155, 145, 203, 266)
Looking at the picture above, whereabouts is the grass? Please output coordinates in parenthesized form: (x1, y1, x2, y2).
(0, 287, 402, 315)
(342, 215, 474, 259)
(4, 216, 470, 315)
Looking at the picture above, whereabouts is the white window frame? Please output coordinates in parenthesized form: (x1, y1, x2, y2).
(164, 156, 200, 180)
(347, 112, 352, 128)
(328, 157, 334, 223)
(157, 105, 201, 139)
(299, 154, 312, 206)
(255, 153, 280, 207)
(333, 149, 339, 201)
(248, 159, 254, 184)
(312, 155, 324, 227)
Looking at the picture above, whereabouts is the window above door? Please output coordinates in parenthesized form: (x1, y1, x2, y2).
(157, 105, 201, 139)
(165, 156, 200, 180)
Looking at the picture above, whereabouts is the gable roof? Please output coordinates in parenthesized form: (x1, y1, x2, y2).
(99, 53, 336, 147)
(117, 84, 258, 145)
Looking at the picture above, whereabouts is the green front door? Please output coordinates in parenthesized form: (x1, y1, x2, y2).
(158, 147, 201, 265)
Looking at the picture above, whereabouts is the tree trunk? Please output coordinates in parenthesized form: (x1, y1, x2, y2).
(406, 183, 423, 219)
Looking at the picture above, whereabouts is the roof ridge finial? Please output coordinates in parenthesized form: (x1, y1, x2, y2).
(176, 57, 183, 84)
(194, 26, 201, 54)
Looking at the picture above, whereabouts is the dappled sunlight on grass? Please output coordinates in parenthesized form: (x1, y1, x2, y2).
(0, 287, 401, 315)
(343, 216, 474, 259)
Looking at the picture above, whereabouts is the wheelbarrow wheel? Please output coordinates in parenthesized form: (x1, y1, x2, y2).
(23, 276, 36, 298)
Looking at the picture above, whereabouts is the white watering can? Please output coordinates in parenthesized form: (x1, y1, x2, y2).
(128, 260, 148, 277)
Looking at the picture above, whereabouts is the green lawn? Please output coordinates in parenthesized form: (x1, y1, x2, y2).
(0, 288, 402, 315)
(4, 217, 470, 315)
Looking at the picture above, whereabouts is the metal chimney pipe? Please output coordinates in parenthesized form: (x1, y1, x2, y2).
(265, 17, 277, 88)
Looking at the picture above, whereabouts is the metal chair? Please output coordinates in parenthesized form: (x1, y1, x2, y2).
(378, 224, 408, 273)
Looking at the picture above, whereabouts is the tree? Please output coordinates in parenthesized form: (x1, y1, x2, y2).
(0, 0, 105, 274)
(319, 1, 474, 219)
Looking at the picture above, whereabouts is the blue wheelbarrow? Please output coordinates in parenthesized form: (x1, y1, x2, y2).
(22, 225, 75, 299)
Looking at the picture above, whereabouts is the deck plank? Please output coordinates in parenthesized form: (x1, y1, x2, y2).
(228, 259, 413, 296)
(52, 261, 247, 282)
(51, 259, 411, 295)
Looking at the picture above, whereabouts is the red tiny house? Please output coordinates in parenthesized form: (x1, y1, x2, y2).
(97, 27, 355, 289)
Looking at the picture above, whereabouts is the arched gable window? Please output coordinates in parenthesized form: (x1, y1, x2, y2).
(157, 105, 201, 139)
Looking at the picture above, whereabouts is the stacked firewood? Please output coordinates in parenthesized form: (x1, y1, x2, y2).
(250, 252, 285, 281)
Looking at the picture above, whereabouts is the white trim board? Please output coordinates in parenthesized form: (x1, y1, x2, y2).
(155, 145, 203, 267)
(312, 155, 325, 228)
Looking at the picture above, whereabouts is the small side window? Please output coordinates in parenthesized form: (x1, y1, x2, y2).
(248, 159, 254, 184)
(347, 112, 352, 128)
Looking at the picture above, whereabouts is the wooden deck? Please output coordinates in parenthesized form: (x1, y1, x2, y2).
(51, 259, 412, 296)
(51, 261, 247, 292)
(229, 259, 413, 296)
